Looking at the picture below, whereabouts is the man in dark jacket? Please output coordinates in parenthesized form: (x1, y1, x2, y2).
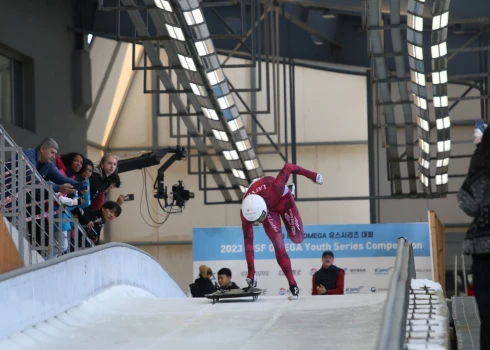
(217, 268, 240, 290)
(312, 251, 345, 295)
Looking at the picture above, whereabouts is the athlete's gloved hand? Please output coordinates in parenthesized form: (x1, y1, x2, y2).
(314, 173, 323, 185)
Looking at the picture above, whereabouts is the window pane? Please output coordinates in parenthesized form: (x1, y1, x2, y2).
(13, 59, 24, 127)
(0, 54, 12, 124)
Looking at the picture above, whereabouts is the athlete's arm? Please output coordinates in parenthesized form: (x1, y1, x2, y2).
(272, 163, 322, 192)
(241, 212, 256, 279)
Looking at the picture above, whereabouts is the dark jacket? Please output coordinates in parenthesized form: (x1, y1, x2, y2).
(189, 278, 218, 298)
(78, 208, 104, 245)
(220, 282, 240, 291)
(461, 144, 490, 256)
(312, 265, 344, 295)
(89, 166, 113, 204)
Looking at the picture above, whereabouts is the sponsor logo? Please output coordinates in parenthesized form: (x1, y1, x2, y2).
(371, 287, 388, 293)
(279, 288, 287, 295)
(345, 286, 364, 294)
(347, 268, 366, 274)
(416, 268, 432, 273)
(279, 269, 302, 276)
(374, 267, 393, 275)
(241, 270, 269, 277)
(371, 287, 377, 293)
(310, 268, 317, 276)
(262, 289, 267, 295)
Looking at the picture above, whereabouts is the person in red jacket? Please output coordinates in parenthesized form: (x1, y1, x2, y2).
(240, 163, 323, 297)
(312, 250, 345, 295)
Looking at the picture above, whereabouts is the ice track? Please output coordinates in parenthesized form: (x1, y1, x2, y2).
(0, 285, 386, 350)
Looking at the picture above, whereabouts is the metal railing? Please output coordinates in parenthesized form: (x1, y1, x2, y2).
(0, 124, 94, 268)
(376, 237, 416, 350)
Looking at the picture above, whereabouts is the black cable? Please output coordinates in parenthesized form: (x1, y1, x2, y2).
(138, 169, 168, 227)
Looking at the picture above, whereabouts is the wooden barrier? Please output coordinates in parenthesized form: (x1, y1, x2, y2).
(429, 210, 446, 294)
(0, 214, 25, 274)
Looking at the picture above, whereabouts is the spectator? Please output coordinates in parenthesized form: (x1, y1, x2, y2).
(14, 138, 85, 251)
(90, 172, 124, 210)
(23, 138, 83, 194)
(458, 124, 490, 350)
(78, 200, 122, 246)
(89, 153, 124, 210)
(189, 265, 218, 298)
(312, 251, 345, 295)
(56, 152, 84, 179)
(217, 268, 240, 290)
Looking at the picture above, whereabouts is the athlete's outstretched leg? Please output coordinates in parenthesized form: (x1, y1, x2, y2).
(262, 211, 296, 286)
(278, 193, 305, 244)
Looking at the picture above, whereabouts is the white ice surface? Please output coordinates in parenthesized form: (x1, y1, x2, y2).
(0, 286, 387, 350)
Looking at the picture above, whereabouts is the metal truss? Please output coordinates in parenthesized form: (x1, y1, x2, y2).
(93, 0, 312, 205)
(367, 0, 490, 199)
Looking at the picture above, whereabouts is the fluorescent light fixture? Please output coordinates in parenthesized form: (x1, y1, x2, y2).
(244, 159, 259, 170)
(223, 150, 239, 161)
(436, 116, 450, 129)
(87, 34, 93, 44)
(436, 158, 450, 167)
(434, 95, 448, 107)
(212, 129, 229, 142)
(437, 140, 451, 152)
(417, 116, 430, 131)
(435, 173, 448, 185)
(419, 173, 429, 187)
(154, 0, 172, 12)
(206, 69, 225, 86)
(228, 117, 244, 132)
(232, 168, 246, 180)
(239, 185, 248, 193)
(189, 83, 201, 96)
(419, 139, 430, 154)
(408, 44, 424, 60)
(432, 15, 441, 30)
(177, 54, 197, 71)
(431, 42, 448, 58)
(441, 12, 449, 27)
(217, 95, 234, 109)
(408, 13, 424, 32)
(411, 71, 426, 86)
(419, 158, 430, 169)
(202, 107, 219, 120)
(413, 94, 428, 110)
(236, 140, 251, 151)
(165, 24, 185, 41)
(432, 70, 448, 84)
(184, 8, 205, 26)
(195, 39, 215, 56)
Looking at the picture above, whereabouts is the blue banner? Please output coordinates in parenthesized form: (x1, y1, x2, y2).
(193, 223, 430, 261)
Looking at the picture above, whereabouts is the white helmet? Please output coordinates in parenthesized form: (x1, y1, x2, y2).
(241, 194, 267, 222)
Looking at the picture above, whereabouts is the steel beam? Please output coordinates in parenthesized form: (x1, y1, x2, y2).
(119, 0, 234, 202)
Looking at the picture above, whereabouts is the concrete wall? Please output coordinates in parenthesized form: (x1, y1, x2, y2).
(0, 243, 185, 342)
(0, 0, 87, 152)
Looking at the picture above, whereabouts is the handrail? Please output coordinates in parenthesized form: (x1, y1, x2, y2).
(376, 237, 416, 350)
(0, 124, 94, 266)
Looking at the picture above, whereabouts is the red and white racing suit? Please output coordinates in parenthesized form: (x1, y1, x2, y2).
(240, 163, 319, 287)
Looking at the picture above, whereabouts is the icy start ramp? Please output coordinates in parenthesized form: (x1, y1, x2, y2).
(1, 285, 386, 350)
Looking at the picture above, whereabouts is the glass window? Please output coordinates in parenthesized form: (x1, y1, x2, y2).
(0, 54, 12, 124)
(0, 53, 25, 129)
